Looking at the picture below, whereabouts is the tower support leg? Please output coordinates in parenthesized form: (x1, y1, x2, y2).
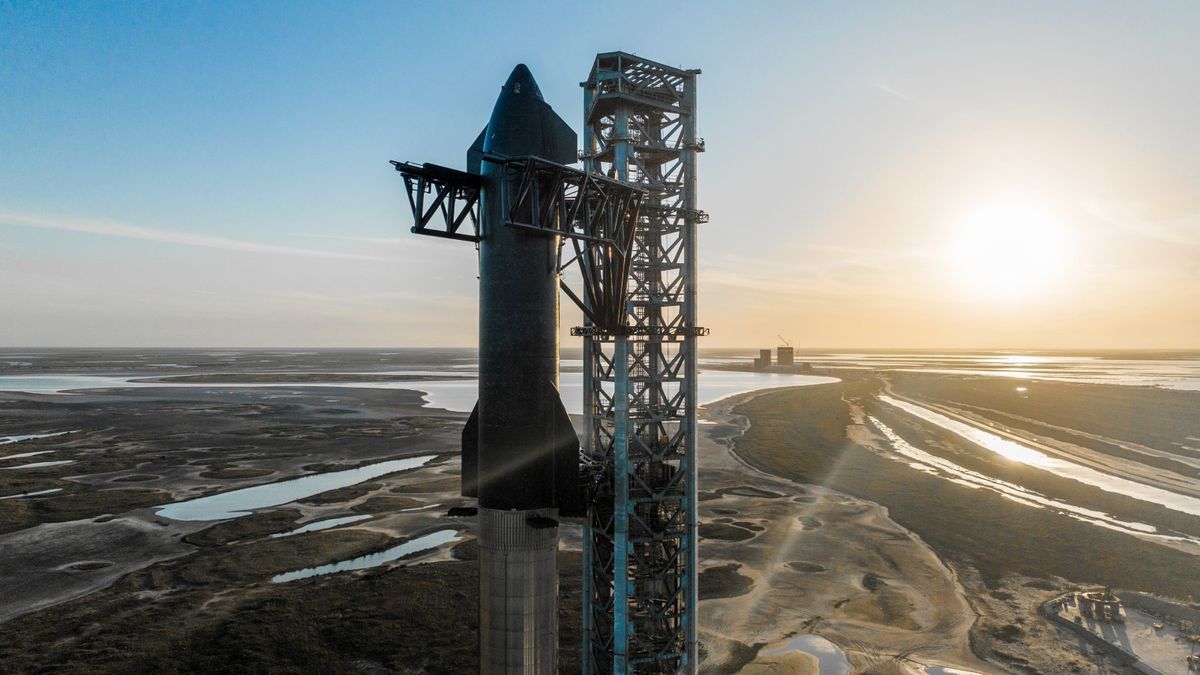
(612, 335, 630, 675)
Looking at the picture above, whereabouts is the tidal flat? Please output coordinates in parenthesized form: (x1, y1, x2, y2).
(0, 372, 989, 674)
(732, 372, 1200, 673)
(2, 349, 1198, 673)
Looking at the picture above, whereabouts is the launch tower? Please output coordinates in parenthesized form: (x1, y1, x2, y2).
(578, 53, 707, 674)
(392, 52, 705, 674)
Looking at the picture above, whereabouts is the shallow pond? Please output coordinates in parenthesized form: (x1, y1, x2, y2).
(0, 460, 75, 470)
(0, 430, 77, 444)
(156, 455, 436, 521)
(868, 415, 1200, 551)
(413, 370, 838, 414)
(272, 529, 461, 583)
(270, 514, 373, 538)
(0, 450, 53, 461)
(762, 634, 852, 673)
(880, 396, 1200, 519)
(0, 488, 63, 500)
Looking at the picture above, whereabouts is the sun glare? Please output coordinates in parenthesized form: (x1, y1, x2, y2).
(947, 200, 1071, 299)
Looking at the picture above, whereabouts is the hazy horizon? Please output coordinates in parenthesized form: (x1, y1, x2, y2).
(2, 345, 1198, 355)
(3, 2, 1197, 350)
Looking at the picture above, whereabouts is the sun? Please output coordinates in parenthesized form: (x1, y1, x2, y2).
(946, 199, 1071, 299)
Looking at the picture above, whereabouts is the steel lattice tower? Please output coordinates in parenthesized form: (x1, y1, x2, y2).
(578, 52, 707, 674)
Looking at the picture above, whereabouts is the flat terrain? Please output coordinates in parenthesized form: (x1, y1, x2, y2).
(732, 373, 1200, 673)
(696, 391, 991, 674)
(0, 378, 492, 672)
(0, 357, 988, 674)
(4, 350, 1199, 673)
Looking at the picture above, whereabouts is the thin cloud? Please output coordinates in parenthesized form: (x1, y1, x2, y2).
(871, 79, 958, 122)
(873, 82, 917, 104)
(263, 289, 476, 310)
(0, 210, 392, 262)
(1081, 200, 1200, 247)
(298, 233, 408, 246)
(703, 244, 937, 304)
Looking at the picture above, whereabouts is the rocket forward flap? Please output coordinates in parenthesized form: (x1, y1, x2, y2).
(461, 401, 479, 498)
(540, 107, 578, 167)
(467, 126, 487, 175)
(549, 390, 584, 517)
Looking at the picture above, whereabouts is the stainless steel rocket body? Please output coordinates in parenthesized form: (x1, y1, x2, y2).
(469, 64, 579, 675)
(476, 65, 565, 512)
(478, 508, 559, 673)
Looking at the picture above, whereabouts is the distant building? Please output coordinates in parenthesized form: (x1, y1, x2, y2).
(759, 349, 772, 368)
(777, 346, 794, 366)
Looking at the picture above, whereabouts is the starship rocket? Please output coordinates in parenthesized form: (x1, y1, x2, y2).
(461, 64, 583, 673)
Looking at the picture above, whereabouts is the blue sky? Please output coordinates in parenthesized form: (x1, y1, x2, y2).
(2, 1, 1198, 347)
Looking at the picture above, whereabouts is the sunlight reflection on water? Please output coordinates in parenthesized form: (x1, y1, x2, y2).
(867, 415, 1200, 550)
(271, 529, 461, 583)
(762, 634, 851, 674)
(156, 455, 436, 521)
(880, 396, 1200, 518)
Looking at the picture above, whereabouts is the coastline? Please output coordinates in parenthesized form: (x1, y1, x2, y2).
(697, 386, 993, 673)
(728, 372, 1200, 672)
(3, 355, 1198, 672)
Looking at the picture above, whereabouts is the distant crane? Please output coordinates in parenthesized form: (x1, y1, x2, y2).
(775, 335, 795, 366)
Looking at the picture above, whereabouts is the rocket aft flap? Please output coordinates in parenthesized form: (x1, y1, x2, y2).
(461, 390, 584, 517)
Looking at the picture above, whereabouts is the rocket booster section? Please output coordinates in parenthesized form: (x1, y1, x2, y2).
(462, 64, 583, 517)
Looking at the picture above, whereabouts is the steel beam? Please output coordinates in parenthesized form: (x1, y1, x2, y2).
(581, 52, 704, 674)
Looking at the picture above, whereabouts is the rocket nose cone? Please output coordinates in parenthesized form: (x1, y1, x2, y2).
(504, 64, 544, 102)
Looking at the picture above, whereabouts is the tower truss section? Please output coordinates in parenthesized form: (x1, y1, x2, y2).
(579, 52, 707, 674)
